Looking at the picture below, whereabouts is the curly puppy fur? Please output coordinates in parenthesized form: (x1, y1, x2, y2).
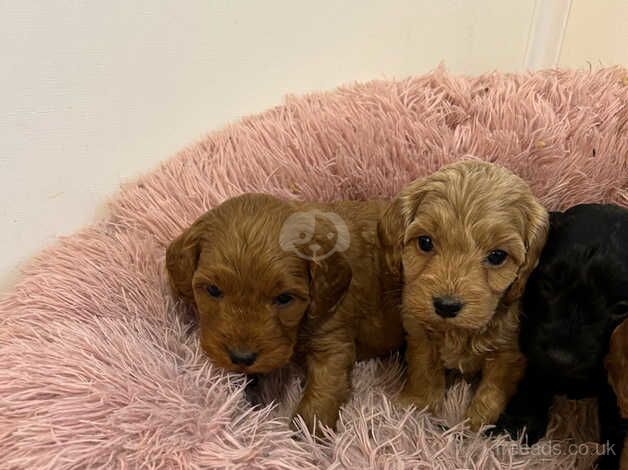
(166, 194, 404, 433)
(380, 161, 549, 431)
(497, 204, 628, 469)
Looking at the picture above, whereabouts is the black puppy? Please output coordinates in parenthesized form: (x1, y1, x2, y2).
(496, 203, 628, 469)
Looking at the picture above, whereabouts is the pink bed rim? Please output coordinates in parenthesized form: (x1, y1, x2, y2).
(1, 67, 627, 469)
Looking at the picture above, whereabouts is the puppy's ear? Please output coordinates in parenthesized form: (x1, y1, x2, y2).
(504, 200, 550, 304)
(307, 252, 352, 321)
(165, 216, 207, 303)
(378, 178, 429, 274)
(380, 197, 410, 243)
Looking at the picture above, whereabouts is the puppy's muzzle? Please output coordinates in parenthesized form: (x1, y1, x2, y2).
(433, 296, 464, 318)
(228, 348, 258, 366)
(547, 349, 576, 368)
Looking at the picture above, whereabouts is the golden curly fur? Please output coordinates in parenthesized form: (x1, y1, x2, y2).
(380, 161, 549, 430)
(166, 194, 404, 433)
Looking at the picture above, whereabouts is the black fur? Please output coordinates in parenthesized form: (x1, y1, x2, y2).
(496, 204, 628, 469)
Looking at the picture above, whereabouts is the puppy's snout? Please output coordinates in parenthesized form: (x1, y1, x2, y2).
(547, 348, 576, 367)
(433, 296, 464, 318)
(228, 349, 258, 366)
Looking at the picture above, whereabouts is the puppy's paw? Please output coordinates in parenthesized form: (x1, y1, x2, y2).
(292, 400, 337, 437)
(397, 387, 443, 414)
(464, 398, 502, 432)
(465, 387, 511, 432)
(492, 412, 548, 444)
(464, 407, 487, 432)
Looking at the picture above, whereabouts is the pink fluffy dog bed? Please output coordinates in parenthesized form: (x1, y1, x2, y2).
(2, 68, 627, 469)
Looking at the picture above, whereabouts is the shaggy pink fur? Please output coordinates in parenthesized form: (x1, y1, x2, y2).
(1, 67, 627, 469)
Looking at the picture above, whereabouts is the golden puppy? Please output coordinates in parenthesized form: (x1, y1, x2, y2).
(166, 194, 404, 433)
(380, 161, 549, 430)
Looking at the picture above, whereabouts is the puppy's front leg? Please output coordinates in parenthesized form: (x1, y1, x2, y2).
(465, 350, 525, 431)
(494, 374, 553, 444)
(399, 326, 445, 413)
(294, 339, 356, 433)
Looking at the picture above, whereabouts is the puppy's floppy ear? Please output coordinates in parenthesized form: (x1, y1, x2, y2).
(504, 200, 550, 304)
(379, 197, 403, 245)
(165, 216, 207, 303)
(307, 252, 352, 321)
(378, 178, 429, 274)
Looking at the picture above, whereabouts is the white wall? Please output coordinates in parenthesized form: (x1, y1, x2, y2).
(0, 0, 625, 291)
(559, 0, 628, 68)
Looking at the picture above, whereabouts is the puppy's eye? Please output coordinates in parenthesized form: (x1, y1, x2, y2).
(486, 250, 508, 266)
(611, 300, 628, 319)
(417, 236, 433, 252)
(273, 293, 295, 307)
(206, 284, 223, 298)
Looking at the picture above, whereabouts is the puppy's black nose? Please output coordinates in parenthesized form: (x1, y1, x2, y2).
(547, 349, 575, 367)
(433, 296, 463, 318)
(228, 349, 258, 366)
